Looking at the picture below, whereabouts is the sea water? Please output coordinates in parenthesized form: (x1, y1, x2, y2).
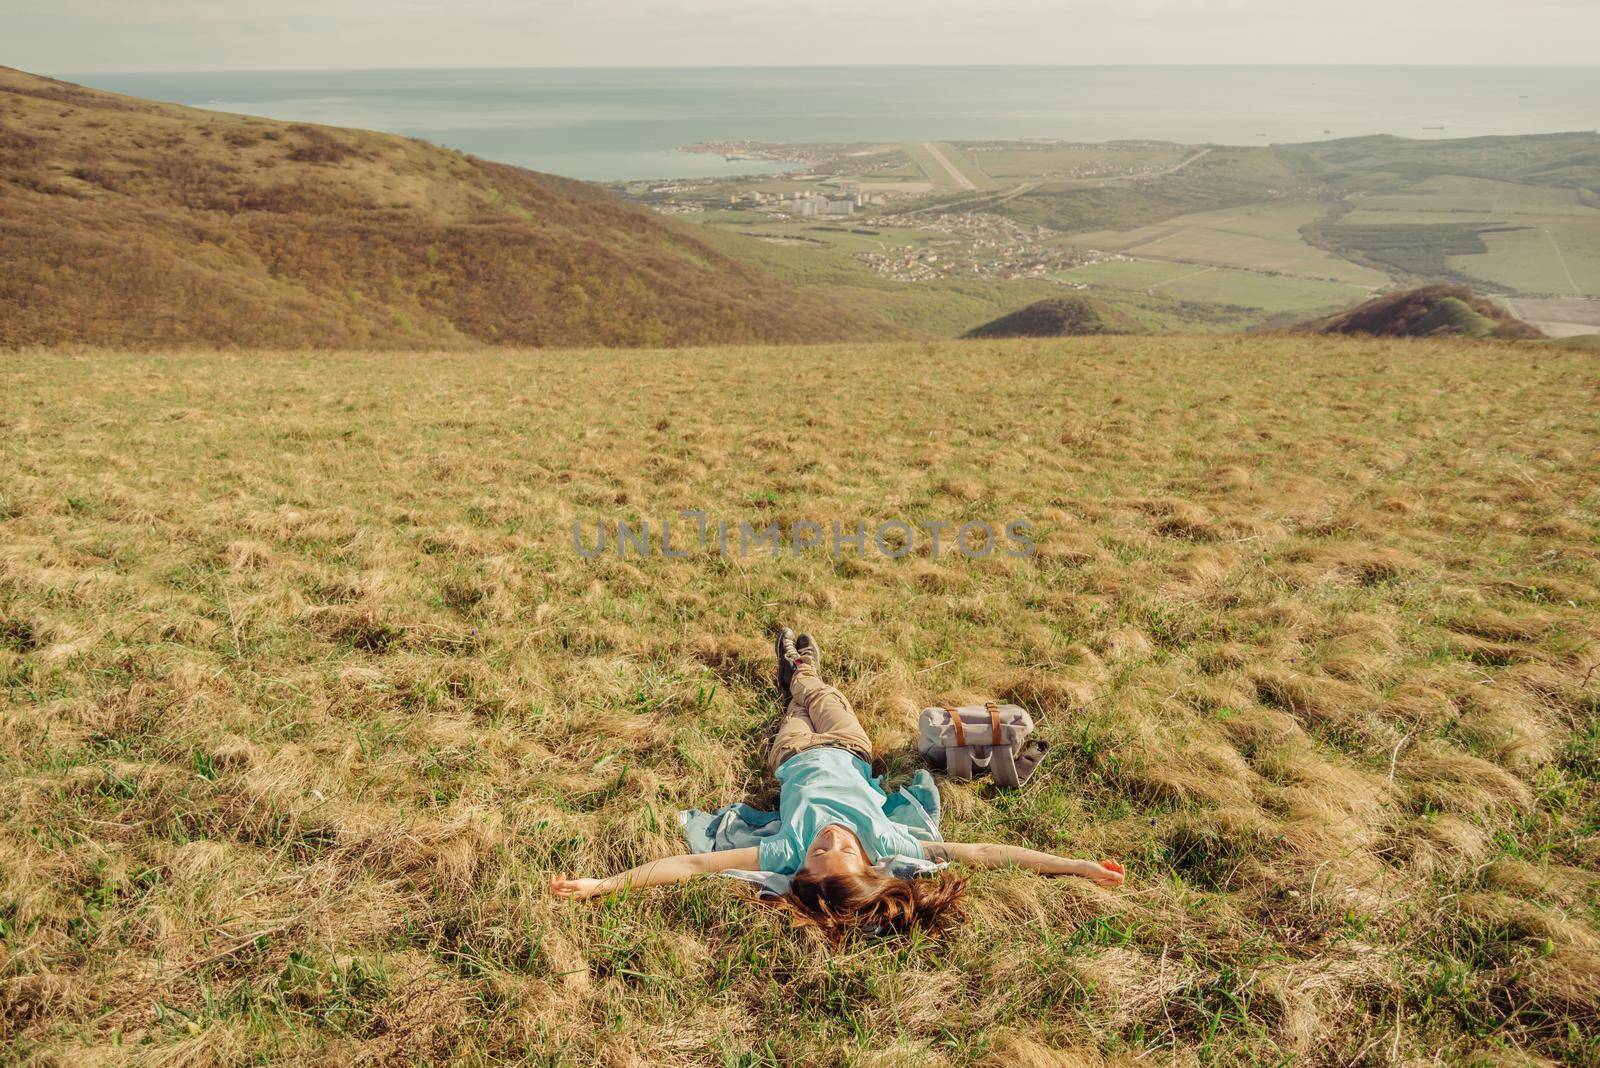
(63, 65, 1600, 182)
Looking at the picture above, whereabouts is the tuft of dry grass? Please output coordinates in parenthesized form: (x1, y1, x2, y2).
(1, 336, 1598, 1064)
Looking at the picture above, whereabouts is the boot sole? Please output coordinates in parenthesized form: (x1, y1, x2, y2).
(796, 633, 821, 674)
(775, 628, 796, 694)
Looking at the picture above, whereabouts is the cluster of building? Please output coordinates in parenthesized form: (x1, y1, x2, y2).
(856, 247, 944, 282)
(857, 242, 1108, 283)
(712, 187, 893, 216)
(857, 210, 1116, 282)
(784, 194, 856, 217)
(875, 209, 1056, 244)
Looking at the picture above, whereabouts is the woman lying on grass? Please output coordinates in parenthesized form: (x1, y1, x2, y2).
(551, 630, 1124, 940)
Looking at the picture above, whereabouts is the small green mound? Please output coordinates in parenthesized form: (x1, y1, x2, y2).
(1296, 284, 1544, 340)
(1544, 333, 1600, 350)
(963, 296, 1141, 339)
(1411, 296, 1496, 338)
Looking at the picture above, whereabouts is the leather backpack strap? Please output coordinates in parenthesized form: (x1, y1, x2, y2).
(945, 707, 967, 747)
(985, 702, 1003, 747)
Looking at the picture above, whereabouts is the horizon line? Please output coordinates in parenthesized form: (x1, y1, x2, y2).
(46, 61, 1600, 77)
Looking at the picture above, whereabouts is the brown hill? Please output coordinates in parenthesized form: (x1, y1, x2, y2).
(0, 67, 875, 349)
(1295, 284, 1544, 340)
(962, 295, 1141, 339)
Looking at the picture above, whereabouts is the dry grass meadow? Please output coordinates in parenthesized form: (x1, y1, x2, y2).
(2, 338, 1598, 1065)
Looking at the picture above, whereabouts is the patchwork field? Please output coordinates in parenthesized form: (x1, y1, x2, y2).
(1450, 219, 1600, 299)
(1056, 258, 1367, 318)
(1337, 180, 1600, 299)
(2, 341, 1599, 1065)
(1065, 201, 1390, 287)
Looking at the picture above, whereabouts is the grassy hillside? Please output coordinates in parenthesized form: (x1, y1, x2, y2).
(982, 147, 1316, 235)
(1297, 131, 1600, 189)
(3, 340, 1597, 1064)
(987, 133, 1600, 242)
(0, 67, 873, 349)
(1300, 284, 1545, 340)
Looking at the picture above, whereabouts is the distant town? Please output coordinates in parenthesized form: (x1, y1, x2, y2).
(613, 139, 1191, 285)
(861, 212, 1115, 282)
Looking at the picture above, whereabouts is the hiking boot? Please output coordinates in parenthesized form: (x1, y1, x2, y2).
(775, 627, 799, 694)
(794, 633, 821, 674)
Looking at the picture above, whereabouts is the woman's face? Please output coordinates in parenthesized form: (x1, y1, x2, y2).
(803, 824, 869, 876)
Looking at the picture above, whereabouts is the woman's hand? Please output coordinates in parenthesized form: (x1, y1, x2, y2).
(1081, 859, 1125, 887)
(549, 874, 604, 900)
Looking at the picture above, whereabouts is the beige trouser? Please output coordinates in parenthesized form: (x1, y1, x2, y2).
(767, 664, 873, 774)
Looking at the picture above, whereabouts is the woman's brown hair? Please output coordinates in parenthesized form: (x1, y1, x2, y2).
(776, 868, 968, 943)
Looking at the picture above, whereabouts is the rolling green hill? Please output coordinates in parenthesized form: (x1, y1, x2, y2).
(1547, 332, 1600, 349)
(1295, 131, 1600, 189)
(1296, 283, 1545, 339)
(982, 147, 1315, 235)
(963, 295, 1142, 338)
(0, 67, 876, 349)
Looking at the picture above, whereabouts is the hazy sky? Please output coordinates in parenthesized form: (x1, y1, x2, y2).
(8, 0, 1597, 73)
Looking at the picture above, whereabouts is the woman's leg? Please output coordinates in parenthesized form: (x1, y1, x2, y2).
(767, 662, 872, 773)
(767, 704, 822, 774)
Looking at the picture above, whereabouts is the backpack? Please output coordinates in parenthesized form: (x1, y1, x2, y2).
(915, 703, 1047, 788)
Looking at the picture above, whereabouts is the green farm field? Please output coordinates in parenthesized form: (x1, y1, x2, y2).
(1330, 211, 1600, 299)
(697, 215, 922, 256)
(1450, 218, 1600, 298)
(961, 145, 1189, 181)
(1325, 171, 1600, 298)
(1058, 259, 1370, 317)
(1349, 176, 1600, 218)
(1064, 201, 1389, 287)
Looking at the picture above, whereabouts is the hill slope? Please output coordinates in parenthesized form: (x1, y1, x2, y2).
(1295, 130, 1600, 188)
(0, 67, 873, 349)
(963, 295, 1141, 338)
(3, 339, 1596, 1064)
(984, 145, 1313, 235)
(1297, 284, 1545, 339)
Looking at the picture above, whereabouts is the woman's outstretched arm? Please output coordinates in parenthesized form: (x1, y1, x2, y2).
(550, 846, 761, 900)
(923, 841, 1124, 887)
